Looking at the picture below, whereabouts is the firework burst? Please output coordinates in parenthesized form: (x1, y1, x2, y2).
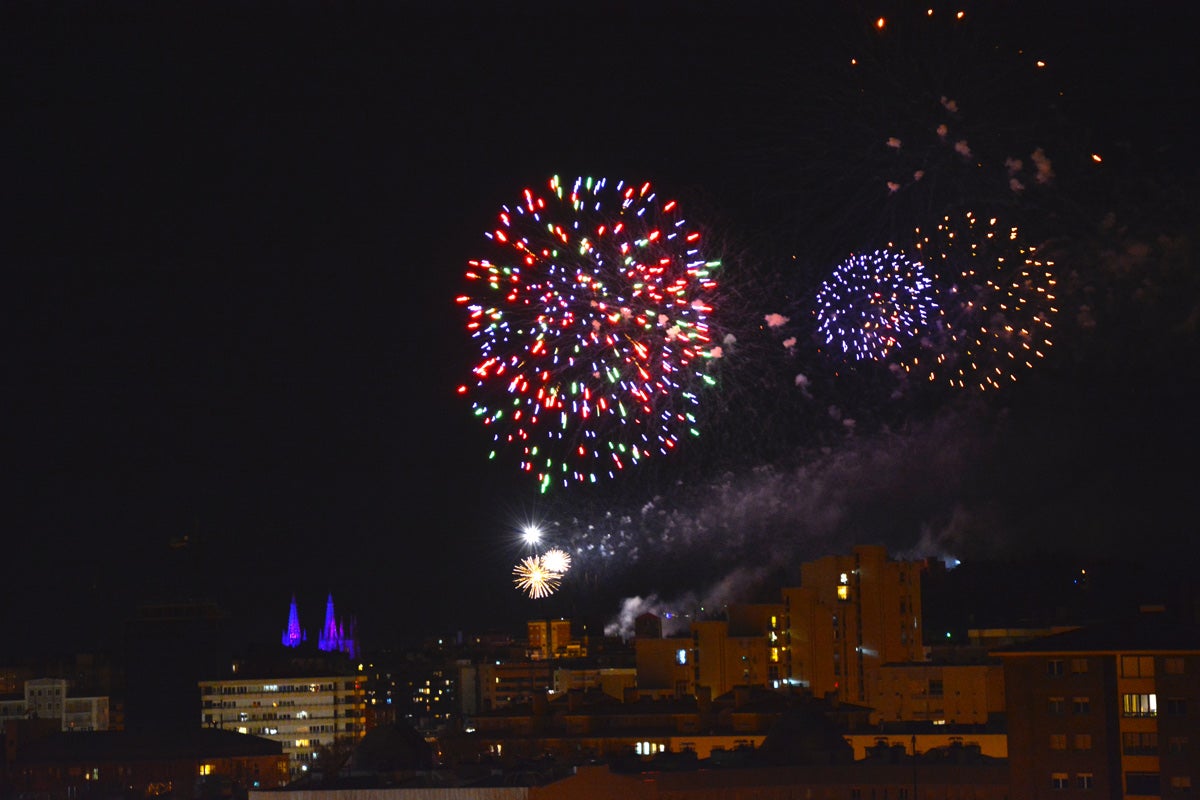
(512, 555, 562, 600)
(540, 547, 572, 575)
(458, 175, 721, 492)
(813, 249, 938, 362)
(902, 211, 1057, 391)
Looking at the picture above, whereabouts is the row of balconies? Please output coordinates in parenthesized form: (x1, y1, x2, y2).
(204, 683, 338, 695)
(213, 709, 361, 723)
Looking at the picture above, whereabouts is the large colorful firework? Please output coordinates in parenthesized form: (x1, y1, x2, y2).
(458, 175, 721, 492)
(901, 211, 1057, 391)
(813, 249, 938, 362)
(512, 555, 561, 600)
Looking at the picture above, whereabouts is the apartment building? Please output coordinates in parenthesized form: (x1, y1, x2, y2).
(200, 672, 366, 779)
(0, 678, 110, 732)
(995, 609, 1200, 798)
(784, 544, 925, 705)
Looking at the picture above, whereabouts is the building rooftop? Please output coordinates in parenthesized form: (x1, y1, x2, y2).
(990, 611, 1200, 656)
(13, 726, 283, 763)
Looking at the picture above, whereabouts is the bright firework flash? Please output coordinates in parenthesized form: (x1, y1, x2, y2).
(458, 175, 722, 493)
(512, 555, 561, 600)
(540, 547, 572, 575)
(813, 249, 938, 363)
(520, 524, 543, 548)
(901, 211, 1057, 391)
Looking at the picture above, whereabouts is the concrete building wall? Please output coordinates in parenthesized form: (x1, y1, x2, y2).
(634, 638, 692, 695)
(476, 662, 553, 710)
(870, 662, 1004, 725)
(785, 545, 924, 704)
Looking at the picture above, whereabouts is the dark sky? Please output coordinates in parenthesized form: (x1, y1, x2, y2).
(5, 2, 1199, 658)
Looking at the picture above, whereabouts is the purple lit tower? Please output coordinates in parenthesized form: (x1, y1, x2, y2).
(281, 595, 307, 647)
(316, 593, 359, 659)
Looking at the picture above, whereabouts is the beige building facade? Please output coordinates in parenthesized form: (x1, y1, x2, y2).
(199, 675, 366, 779)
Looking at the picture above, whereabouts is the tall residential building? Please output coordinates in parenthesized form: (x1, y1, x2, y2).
(727, 604, 786, 688)
(527, 619, 583, 660)
(199, 668, 366, 780)
(634, 636, 695, 698)
(995, 610, 1200, 799)
(633, 609, 784, 699)
(691, 620, 772, 698)
(782, 544, 924, 704)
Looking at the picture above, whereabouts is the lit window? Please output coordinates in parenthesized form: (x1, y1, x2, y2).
(1049, 734, 1067, 750)
(198, 764, 213, 776)
(676, 649, 688, 666)
(1070, 658, 1088, 674)
(1122, 693, 1157, 717)
(839, 572, 849, 585)
(1171, 776, 1193, 790)
(837, 585, 849, 601)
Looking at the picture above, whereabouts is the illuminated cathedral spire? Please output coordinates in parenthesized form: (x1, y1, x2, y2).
(319, 593, 338, 651)
(281, 595, 306, 648)
(317, 593, 359, 658)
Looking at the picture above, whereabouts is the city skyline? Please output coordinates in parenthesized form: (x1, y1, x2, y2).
(6, 1, 1198, 658)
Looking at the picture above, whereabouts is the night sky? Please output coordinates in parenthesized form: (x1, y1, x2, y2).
(5, 2, 1199, 658)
